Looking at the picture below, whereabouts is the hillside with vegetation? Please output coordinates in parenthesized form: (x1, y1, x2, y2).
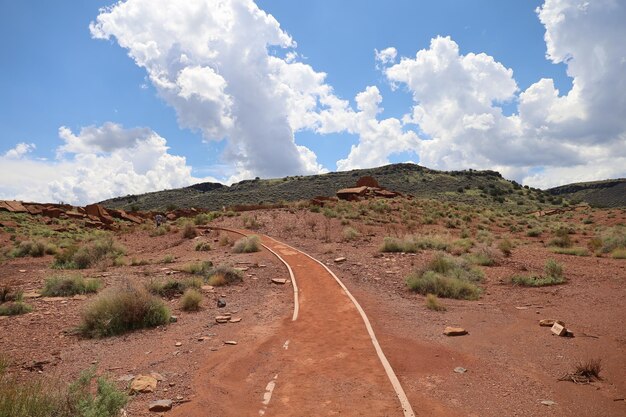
(100, 163, 563, 212)
(547, 179, 626, 208)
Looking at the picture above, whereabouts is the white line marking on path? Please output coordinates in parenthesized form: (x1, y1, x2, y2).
(264, 237, 416, 417)
(258, 374, 279, 416)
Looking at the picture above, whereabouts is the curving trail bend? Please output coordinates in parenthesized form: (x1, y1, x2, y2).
(172, 229, 415, 417)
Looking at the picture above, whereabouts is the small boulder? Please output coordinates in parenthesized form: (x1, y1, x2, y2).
(551, 322, 568, 337)
(130, 375, 158, 393)
(443, 327, 468, 336)
(217, 298, 226, 308)
(148, 399, 172, 412)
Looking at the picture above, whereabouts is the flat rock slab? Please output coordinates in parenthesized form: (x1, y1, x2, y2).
(224, 340, 238, 345)
(130, 375, 158, 393)
(443, 327, 468, 336)
(334, 257, 347, 263)
(149, 399, 173, 412)
(215, 316, 230, 323)
(229, 317, 242, 323)
(272, 278, 288, 285)
(539, 319, 565, 327)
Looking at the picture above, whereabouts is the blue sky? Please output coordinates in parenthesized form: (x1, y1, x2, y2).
(0, 0, 624, 204)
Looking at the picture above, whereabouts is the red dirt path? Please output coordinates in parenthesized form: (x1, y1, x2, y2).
(172, 231, 408, 417)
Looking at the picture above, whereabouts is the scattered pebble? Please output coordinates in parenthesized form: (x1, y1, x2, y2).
(453, 367, 467, 374)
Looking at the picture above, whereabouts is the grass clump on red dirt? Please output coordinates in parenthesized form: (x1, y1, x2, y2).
(41, 275, 101, 297)
(146, 277, 203, 298)
(79, 286, 170, 338)
(180, 288, 203, 312)
(425, 293, 446, 311)
(232, 235, 261, 253)
(181, 222, 197, 239)
(9, 240, 55, 258)
(559, 359, 602, 384)
(0, 362, 127, 417)
(511, 259, 566, 287)
(406, 253, 483, 300)
(206, 265, 243, 287)
(52, 237, 125, 270)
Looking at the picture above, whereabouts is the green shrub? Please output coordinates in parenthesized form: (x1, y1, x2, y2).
(0, 301, 32, 316)
(10, 240, 46, 258)
(549, 227, 572, 248)
(206, 265, 243, 286)
(148, 276, 203, 298)
(79, 287, 170, 338)
(180, 260, 213, 275)
(380, 237, 413, 253)
(41, 275, 101, 297)
(0, 365, 127, 417)
(232, 235, 261, 253)
(612, 248, 626, 259)
(182, 223, 197, 239)
(498, 238, 513, 257)
(598, 226, 626, 253)
(406, 253, 482, 300)
(160, 255, 175, 264)
(195, 242, 211, 251)
(544, 259, 564, 280)
(511, 259, 566, 287)
(53, 237, 124, 270)
(549, 247, 589, 256)
(425, 294, 446, 311)
(466, 247, 497, 266)
(180, 289, 202, 311)
(407, 271, 481, 300)
(150, 225, 170, 237)
(342, 227, 359, 241)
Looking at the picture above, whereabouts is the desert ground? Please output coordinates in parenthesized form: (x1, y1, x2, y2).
(1, 197, 625, 416)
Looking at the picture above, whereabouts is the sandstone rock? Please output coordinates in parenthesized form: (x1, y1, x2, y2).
(453, 367, 467, 374)
(201, 285, 214, 292)
(334, 257, 347, 263)
(443, 327, 468, 336)
(217, 298, 226, 308)
(271, 278, 287, 285)
(169, 315, 178, 323)
(215, 316, 230, 323)
(539, 319, 565, 327)
(175, 342, 182, 347)
(551, 322, 568, 336)
(229, 317, 242, 323)
(42, 207, 65, 218)
(541, 400, 556, 406)
(24, 205, 43, 215)
(224, 340, 238, 345)
(148, 399, 172, 412)
(130, 375, 158, 393)
(0, 220, 18, 228)
(84, 203, 109, 218)
(64, 211, 85, 219)
(0, 200, 27, 213)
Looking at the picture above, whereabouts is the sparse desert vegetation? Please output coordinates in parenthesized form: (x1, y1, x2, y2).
(1, 183, 624, 416)
(79, 286, 170, 338)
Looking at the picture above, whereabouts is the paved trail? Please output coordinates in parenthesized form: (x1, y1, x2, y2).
(172, 230, 414, 417)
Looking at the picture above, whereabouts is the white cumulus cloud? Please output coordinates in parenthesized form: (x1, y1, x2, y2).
(0, 123, 210, 205)
(90, 0, 339, 180)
